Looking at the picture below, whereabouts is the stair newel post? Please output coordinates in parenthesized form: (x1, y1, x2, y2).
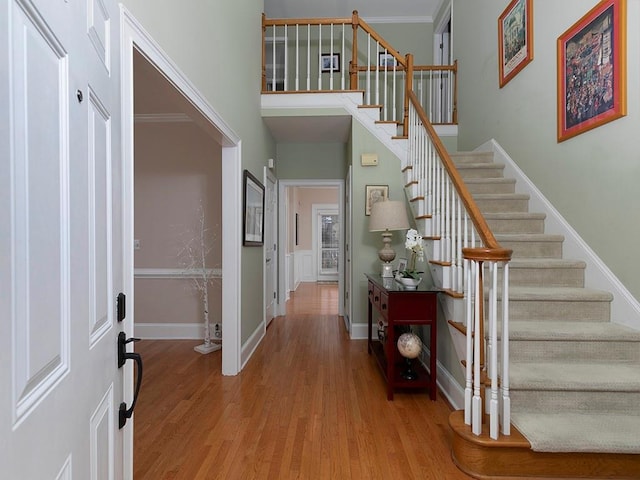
(404, 53, 414, 137)
(350, 10, 359, 90)
(261, 13, 267, 91)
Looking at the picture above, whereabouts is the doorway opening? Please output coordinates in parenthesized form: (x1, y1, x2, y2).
(122, 12, 243, 378)
(277, 180, 345, 318)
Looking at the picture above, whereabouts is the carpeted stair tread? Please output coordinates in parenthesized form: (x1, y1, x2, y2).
(508, 320, 640, 341)
(494, 233, 565, 242)
(504, 286, 613, 301)
(510, 362, 640, 391)
(510, 412, 640, 453)
(507, 258, 586, 269)
(483, 212, 546, 220)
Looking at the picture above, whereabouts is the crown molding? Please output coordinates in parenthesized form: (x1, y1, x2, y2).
(362, 15, 432, 24)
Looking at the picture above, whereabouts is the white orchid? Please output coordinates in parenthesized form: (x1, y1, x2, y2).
(403, 229, 424, 278)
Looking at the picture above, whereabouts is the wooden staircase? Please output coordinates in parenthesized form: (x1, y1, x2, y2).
(445, 151, 640, 479)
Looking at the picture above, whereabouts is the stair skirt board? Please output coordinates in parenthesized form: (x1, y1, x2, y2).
(450, 411, 640, 479)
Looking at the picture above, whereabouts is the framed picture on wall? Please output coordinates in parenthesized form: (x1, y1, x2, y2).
(378, 52, 397, 68)
(498, 0, 533, 88)
(320, 53, 340, 73)
(243, 169, 265, 246)
(557, 0, 627, 142)
(365, 185, 388, 216)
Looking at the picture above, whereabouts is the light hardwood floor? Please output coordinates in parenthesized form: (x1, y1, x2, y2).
(134, 282, 472, 479)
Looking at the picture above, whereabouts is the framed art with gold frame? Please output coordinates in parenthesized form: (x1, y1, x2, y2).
(498, 0, 533, 88)
(557, 0, 627, 142)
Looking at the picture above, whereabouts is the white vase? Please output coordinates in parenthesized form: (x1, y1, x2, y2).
(397, 277, 421, 289)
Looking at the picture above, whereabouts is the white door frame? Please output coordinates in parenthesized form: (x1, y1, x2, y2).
(120, 8, 242, 382)
(277, 179, 344, 317)
(263, 167, 278, 326)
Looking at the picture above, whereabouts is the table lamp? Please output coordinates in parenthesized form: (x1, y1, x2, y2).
(368, 200, 410, 277)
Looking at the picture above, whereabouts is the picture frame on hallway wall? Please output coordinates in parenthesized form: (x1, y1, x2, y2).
(557, 0, 627, 142)
(365, 185, 388, 216)
(243, 169, 265, 246)
(378, 52, 397, 68)
(498, 0, 533, 88)
(320, 53, 340, 73)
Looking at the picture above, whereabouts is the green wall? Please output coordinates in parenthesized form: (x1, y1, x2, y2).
(276, 142, 348, 179)
(368, 22, 434, 65)
(453, 0, 640, 301)
(121, 0, 276, 343)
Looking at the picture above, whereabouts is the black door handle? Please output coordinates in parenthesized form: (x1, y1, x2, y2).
(117, 332, 143, 429)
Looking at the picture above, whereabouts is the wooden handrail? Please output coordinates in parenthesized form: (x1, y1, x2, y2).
(264, 16, 353, 26)
(407, 90, 510, 258)
(355, 12, 406, 67)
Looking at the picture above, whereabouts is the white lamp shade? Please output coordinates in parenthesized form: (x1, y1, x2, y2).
(369, 200, 410, 232)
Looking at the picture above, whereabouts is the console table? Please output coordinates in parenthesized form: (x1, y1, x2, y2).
(366, 274, 439, 401)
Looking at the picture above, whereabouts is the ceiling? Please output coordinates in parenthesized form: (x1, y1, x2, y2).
(263, 0, 444, 21)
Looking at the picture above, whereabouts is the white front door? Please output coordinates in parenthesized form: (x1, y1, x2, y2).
(264, 168, 277, 324)
(1, 0, 129, 478)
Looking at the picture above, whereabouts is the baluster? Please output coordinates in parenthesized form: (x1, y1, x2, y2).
(392, 60, 397, 123)
(271, 26, 276, 91)
(489, 262, 499, 439)
(318, 24, 322, 90)
(366, 34, 371, 104)
(472, 260, 484, 436)
(383, 48, 388, 121)
(295, 24, 299, 91)
(375, 42, 380, 106)
(307, 24, 311, 90)
(341, 23, 345, 90)
(501, 260, 511, 435)
(464, 259, 474, 425)
(283, 25, 288, 91)
(329, 23, 334, 90)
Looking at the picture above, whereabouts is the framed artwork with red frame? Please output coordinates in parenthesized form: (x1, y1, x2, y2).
(498, 0, 533, 88)
(557, 0, 627, 142)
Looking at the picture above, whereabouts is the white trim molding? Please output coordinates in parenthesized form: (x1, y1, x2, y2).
(134, 268, 222, 279)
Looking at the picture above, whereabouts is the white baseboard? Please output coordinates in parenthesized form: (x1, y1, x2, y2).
(135, 322, 203, 339)
(241, 321, 266, 369)
(350, 322, 369, 340)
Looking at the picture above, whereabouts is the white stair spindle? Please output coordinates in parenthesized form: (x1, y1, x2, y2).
(283, 25, 288, 91)
(295, 24, 299, 91)
(490, 262, 499, 440)
(307, 25, 311, 90)
(501, 261, 511, 435)
(318, 24, 322, 90)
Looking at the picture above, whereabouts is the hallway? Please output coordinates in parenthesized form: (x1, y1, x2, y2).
(134, 282, 471, 479)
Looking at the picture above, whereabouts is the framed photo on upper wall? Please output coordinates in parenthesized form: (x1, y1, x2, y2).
(498, 0, 533, 87)
(557, 0, 627, 142)
(320, 53, 340, 73)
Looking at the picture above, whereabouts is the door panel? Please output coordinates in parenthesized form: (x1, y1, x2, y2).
(1, 0, 126, 478)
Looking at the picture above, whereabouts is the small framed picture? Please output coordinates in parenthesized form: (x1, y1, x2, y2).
(397, 258, 407, 273)
(320, 53, 340, 73)
(365, 185, 389, 216)
(378, 52, 397, 68)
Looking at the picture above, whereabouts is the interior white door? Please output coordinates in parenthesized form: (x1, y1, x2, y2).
(264, 169, 277, 325)
(0, 0, 129, 479)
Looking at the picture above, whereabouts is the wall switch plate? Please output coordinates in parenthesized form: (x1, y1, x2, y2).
(134, 239, 141, 250)
(361, 153, 378, 166)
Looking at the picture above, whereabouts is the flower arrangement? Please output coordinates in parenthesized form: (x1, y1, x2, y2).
(402, 229, 424, 279)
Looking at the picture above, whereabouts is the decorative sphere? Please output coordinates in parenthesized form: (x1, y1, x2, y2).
(397, 333, 422, 359)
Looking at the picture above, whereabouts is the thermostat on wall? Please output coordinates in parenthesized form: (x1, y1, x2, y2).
(361, 153, 378, 166)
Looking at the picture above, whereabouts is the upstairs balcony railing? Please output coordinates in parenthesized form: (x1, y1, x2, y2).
(262, 11, 457, 135)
